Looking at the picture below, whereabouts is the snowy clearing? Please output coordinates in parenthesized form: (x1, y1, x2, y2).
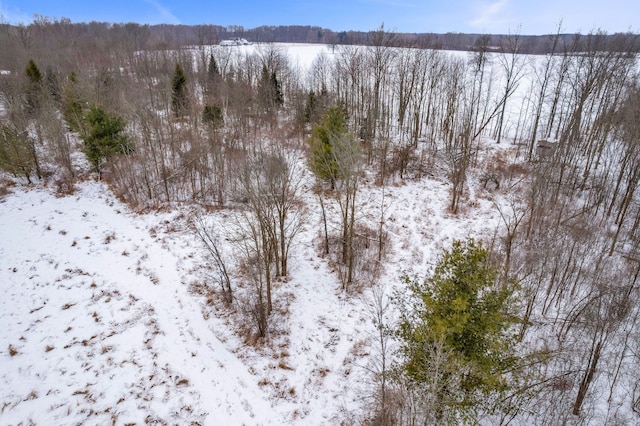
(0, 156, 503, 424)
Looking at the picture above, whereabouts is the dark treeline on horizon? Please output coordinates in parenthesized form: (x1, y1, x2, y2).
(1, 16, 639, 60)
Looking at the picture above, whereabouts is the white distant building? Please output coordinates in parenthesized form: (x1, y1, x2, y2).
(220, 38, 252, 46)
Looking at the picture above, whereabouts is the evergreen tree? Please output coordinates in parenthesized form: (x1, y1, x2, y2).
(258, 64, 272, 114)
(205, 53, 221, 103)
(304, 90, 317, 123)
(270, 70, 284, 106)
(258, 64, 284, 120)
(207, 53, 220, 80)
(307, 106, 350, 189)
(202, 103, 224, 128)
(24, 59, 43, 114)
(171, 63, 188, 117)
(260, 63, 270, 85)
(397, 238, 520, 423)
(81, 106, 132, 177)
(25, 59, 42, 84)
(0, 124, 36, 183)
(303, 86, 329, 125)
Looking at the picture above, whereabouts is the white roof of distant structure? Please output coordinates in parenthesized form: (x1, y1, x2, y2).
(220, 38, 252, 46)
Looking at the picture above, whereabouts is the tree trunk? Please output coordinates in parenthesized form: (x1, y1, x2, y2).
(572, 340, 602, 416)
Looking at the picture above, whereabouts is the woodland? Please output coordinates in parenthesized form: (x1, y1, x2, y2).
(2, 18, 640, 425)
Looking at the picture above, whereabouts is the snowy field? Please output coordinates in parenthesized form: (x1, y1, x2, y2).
(0, 163, 504, 424)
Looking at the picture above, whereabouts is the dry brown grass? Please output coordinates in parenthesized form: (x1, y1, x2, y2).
(0, 177, 15, 198)
(8, 344, 18, 357)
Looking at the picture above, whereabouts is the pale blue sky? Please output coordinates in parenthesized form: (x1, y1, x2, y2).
(1, 0, 638, 35)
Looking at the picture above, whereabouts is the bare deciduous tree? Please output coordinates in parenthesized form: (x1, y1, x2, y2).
(192, 215, 234, 305)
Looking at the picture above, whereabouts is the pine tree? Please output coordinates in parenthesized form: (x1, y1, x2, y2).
(397, 238, 520, 422)
(25, 59, 42, 84)
(205, 54, 221, 103)
(270, 70, 283, 106)
(304, 90, 317, 123)
(258, 64, 272, 114)
(207, 53, 220, 80)
(81, 106, 132, 178)
(257, 64, 284, 121)
(307, 106, 350, 189)
(0, 124, 36, 183)
(171, 63, 188, 117)
(24, 59, 43, 114)
(202, 103, 224, 128)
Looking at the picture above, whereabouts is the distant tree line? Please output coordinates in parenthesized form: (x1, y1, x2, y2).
(1, 17, 638, 58)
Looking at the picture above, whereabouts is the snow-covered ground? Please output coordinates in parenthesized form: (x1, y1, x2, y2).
(0, 154, 505, 424)
(0, 42, 521, 424)
(0, 182, 283, 424)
